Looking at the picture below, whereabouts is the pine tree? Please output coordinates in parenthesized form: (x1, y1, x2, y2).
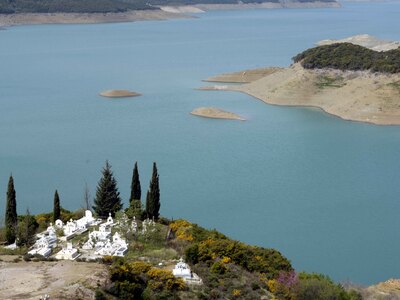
(53, 190, 61, 222)
(129, 162, 142, 218)
(145, 162, 160, 220)
(5, 175, 17, 244)
(92, 161, 122, 218)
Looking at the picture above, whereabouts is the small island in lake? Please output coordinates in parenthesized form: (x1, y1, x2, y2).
(100, 89, 141, 98)
(191, 107, 245, 121)
(201, 35, 400, 125)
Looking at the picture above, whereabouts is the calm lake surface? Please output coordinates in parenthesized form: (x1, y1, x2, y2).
(1, 1, 400, 285)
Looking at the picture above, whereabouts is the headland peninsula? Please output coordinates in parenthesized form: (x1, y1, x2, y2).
(201, 35, 400, 125)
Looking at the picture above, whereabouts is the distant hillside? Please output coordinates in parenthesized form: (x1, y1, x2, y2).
(0, 0, 153, 14)
(0, 0, 338, 14)
(293, 43, 400, 74)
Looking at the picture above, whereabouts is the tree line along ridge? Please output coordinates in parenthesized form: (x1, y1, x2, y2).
(293, 43, 400, 74)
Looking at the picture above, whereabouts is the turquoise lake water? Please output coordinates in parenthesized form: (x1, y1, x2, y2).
(1, 1, 400, 284)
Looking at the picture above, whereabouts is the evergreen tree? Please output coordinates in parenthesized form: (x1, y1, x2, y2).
(53, 190, 61, 222)
(92, 161, 122, 218)
(130, 162, 141, 202)
(5, 175, 17, 244)
(129, 162, 142, 219)
(16, 208, 38, 247)
(145, 162, 160, 220)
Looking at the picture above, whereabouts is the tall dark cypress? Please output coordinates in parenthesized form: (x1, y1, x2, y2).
(145, 162, 160, 220)
(5, 175, 17, 244)
(129, 162, 142, 219)
(130, 162, 141, 202)
(92, 161, 122, 218)
(53, 190, 61, 222)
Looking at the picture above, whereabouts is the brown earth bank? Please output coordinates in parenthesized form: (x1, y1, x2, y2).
(0, 10, 189, 27)
(346, 279, 400, 300)
(160, 1, 340, 13)
(0, 255, 108, 300)
(191, 107, 246, 120)
(202, 63, 400, 125)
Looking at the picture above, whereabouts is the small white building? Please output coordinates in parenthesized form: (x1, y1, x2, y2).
(172, 258, 202, 285)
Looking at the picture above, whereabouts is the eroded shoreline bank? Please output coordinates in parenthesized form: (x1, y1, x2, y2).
(0, 10, 189, 27)
(0, 2, 340, 27)
(201, 63, 400, 125)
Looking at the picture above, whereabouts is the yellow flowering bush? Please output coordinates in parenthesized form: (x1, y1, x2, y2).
(232, 289, 242, 297)
(222, 256, 231, 264)
(169, 219, 194, 241)
(147, 268, 186, 291)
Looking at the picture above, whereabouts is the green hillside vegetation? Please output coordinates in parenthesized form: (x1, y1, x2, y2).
(293, 43, 400, 74)
(0, 0, 337, 14)
(103, 219, 361, 299)
(0, 0, 153, 14)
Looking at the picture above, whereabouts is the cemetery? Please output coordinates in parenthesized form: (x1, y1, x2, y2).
(26, 210, 154, 261)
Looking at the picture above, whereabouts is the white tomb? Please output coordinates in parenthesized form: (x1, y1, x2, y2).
(55, 219, 63, 228)
(106, 213, 114, 226)
(28, 237, 52, 258)
(55, 242, 79, 260)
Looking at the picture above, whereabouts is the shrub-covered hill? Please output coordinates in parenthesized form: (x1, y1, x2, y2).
(293, 43, 400, 74)
(103, 219, 361, 300)
(0, 0, 337, 14)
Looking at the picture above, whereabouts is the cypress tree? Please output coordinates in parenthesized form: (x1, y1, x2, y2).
(130, 162, 141, 202)
(5, 175, 17, 244)
(53, 190, 61, 222)
(145, 162, 160, 220)
(92, 161, 122, 218)
(129, 162, 142, 218)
